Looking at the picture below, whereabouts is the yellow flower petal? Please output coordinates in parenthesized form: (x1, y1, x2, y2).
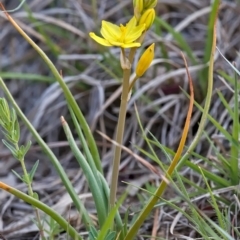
(121, 42, 141, 48)
(126, 16, 137, 30)
(89, 32, 112, 46)
(125, 24, 145, 43)
(108, 39, 123, 47)
(101, 21, 121, 40)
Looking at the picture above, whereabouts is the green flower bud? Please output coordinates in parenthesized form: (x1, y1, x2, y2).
(143, 0, 157, 10)
(139, 8, 155, 30)
(133, 0, 144, 20)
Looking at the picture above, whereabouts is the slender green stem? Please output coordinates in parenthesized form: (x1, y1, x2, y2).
(109, 48, 137, 210)
(0, 77, 92, 228)
(61, 117, 107, 227)
(177, 0, 218, 170)
(109, 67, 130, 210)
(124, 52, 195, 240)
(230, 67, 239, 184)
(0, 182, 82, 240)
(1, 9, 102, 174)
(18, 153, 46, 240)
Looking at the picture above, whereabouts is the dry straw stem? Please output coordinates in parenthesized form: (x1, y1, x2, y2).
(109, 60, 131, 210)
(109, 48, 136, 211)
(124, 52, 194, 239)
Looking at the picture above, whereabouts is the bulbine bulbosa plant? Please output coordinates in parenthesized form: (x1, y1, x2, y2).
(0, 0, 220, 239)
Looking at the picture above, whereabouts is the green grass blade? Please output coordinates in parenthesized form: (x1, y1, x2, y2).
(0, 77, 92, 228)
(97, 193, 126, 240)
(177, 1, 219, 169)
(230, 68, 239, 184)
(199, 167, 226, 233)
(199, 0, 220, 94)
(0, 72, 54, 82)
(0, 181, 82, 240)
(217, 90, 234, 119)
(3, 11, 102, 174)
(184, 160, 229, 187)
(61, 117, 107, 227)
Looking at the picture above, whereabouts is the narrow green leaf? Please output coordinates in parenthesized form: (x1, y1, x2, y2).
(200, 0, 220, 94)
(89, 225, 99, 240)
(22, 141, 32, 156)
(11, 169, 24, 182)
(29, 160, 39, 182)
(217, 90, 234, 120)
(33, 192, 39, 200)
(0, 72, 54, 82)
(2, 139, 18, 159)
(62, 117, 107, 227)
(105, 231, 116, 240)
(97, 193, 126, 240)
(185, 160, 229, 187)
(230, 67, 239, 184)
(199, 167, 226, 232)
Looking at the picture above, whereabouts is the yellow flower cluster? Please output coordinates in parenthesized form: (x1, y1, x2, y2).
(89, 0, 156, 49)
(89, 17, 145, 48)
(89, 0, 157, 81)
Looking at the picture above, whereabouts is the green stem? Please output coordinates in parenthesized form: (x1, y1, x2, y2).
(177, 0, 218, 170)
(0, 182, 82, 240)
(18, 155, 46, 240)
(69, 106, 100, 183)
(109, 48, 137, 210)
(2, 10, 102, 174)
(0, 77, 92, 228)
(109, 67, 130, 210)
(61, 117, 107, 227)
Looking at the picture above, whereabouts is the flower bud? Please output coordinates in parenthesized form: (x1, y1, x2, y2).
(139, 8, 155, 30)
(136, 43, 155, 77)
(133, 0, 144, 20)
(143, 0, 157, 10)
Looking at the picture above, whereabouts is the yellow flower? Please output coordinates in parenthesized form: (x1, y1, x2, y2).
(136, 43, 155, 77)
(139, 8, 155, 30)
(89, 17, 145, 48)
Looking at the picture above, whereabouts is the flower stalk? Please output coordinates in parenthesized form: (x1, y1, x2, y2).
(109, 49, 131, 210)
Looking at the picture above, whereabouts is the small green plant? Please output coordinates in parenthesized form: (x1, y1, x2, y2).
(0, 98, 46, 239)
